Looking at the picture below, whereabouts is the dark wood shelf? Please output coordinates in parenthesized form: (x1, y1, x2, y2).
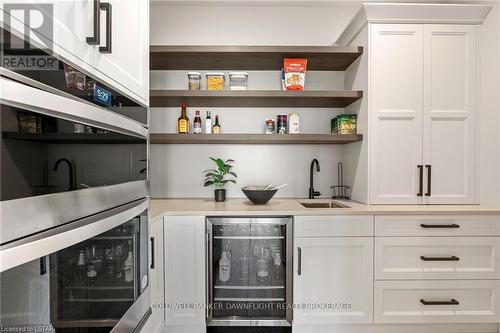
(150, 45, 363, 71)
(150, 133, 363, 145)
(2, 132, 144, 144)
(150, 90, 363, 108)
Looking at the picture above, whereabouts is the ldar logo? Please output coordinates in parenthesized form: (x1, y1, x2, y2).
(2, 3, 58, 70)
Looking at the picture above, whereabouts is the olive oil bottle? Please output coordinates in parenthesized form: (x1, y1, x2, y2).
(177, 101, 190, 134)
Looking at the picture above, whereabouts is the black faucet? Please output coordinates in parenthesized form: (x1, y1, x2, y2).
(309, 159, 321, 199)
(54, 158, 76, 191)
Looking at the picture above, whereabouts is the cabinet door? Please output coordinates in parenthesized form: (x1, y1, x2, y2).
(422, 25, 476, 204)
(293, 237, 373, 324)
(149, 218, 164, 332)
(164, 216, 205, 327)
(2, 0, 94, 66)
(93, 0, 149, 104)
(370, 24, 424, 204)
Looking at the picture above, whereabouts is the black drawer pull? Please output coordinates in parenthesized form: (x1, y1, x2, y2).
(420, 299, 459, 306)
(420, 223, 460, 229)
(420, 255, 459, 261)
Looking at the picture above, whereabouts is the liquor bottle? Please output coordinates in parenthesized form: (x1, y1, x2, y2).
(105, 248, 116, 278)
(205, 111, 212, 134)
(115, 244, 124, 279)
(193, 110, 202, 134)
(213, 115, 221, 134)
(77, 250, 86, 280)
(87, 264, 97, 284)
(219, 250, 231, 283)
(177, 101, 190, 134)
(124, 245, 134, 283)
(256, 246, 269, 283)
(91, 245, 102, 272)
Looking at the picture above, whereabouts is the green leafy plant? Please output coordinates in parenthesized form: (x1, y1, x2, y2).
(203, 157, 237, 189)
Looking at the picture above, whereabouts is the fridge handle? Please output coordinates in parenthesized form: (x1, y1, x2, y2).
(150, 237, 155, 269)
(297, 247, 302, 276)
(206, 225, 213, 321)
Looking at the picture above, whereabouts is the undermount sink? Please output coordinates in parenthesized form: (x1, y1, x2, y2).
(300, 201, 350, 209)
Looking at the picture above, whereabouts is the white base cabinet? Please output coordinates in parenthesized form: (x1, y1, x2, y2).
(163, 216, 206, 330)
(293, 237, 373, 325)
(149, 217, 165, 333)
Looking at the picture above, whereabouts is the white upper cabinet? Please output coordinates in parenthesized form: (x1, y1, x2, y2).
(422, 25, 476, 204)
(1, 0, 149, 106)
(370, 24, 424, 204)
(93, 0, 149, 105)
(370, 23, 477, 205)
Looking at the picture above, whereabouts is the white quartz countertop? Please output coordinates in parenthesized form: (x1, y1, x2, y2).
(150, 198, 500, 221)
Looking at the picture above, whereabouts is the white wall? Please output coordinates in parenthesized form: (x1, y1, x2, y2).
(150, 2, 360, 46)
(150, 70, 354, 198)
(149, 2, 362, 198)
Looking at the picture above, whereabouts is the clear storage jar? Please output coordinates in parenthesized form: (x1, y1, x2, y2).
(228, 72, 248, 90)
(188, 72, 201, 90)
(206, 72, 225, 90)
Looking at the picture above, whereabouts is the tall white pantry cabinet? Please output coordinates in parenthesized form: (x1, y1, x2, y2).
(340, 3, 490, 205)
(370, 24, 477, 204)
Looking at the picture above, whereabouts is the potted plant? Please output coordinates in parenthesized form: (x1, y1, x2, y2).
(203, 157, 237, 202)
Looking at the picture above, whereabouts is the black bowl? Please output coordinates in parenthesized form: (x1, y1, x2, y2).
(241, 186, 278, 205)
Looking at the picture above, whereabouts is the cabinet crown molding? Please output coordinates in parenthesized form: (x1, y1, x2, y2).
(337, 2, 492, 46)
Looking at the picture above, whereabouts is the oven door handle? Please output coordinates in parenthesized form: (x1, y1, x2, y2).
(0, 199, 148, 273)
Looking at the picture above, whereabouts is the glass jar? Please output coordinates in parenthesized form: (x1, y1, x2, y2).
(188, 72, 201, 90)
(206, 72, 225, 90)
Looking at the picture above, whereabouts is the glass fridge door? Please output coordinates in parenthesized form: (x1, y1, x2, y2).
(208, 217, 292, 326)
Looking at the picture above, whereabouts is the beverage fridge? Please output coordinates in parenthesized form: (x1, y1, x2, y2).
(206, 217, 293, 327)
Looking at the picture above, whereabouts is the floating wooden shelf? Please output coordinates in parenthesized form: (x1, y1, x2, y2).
(150, 45, 363, 71)
(150, 90, 363, 108)
(2, 132, 144, 144)
(150, 133, 363, 145)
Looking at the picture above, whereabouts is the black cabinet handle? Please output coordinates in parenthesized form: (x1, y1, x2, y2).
(420, 299, 459, 306)
(86, 0, 101, 45)
(425, 165, 432, 196)
(417, 165, 423, 196)
(99, 2, 112, 53)
(40, 256, 47, 275)
(150, 237, 155, 269)
(420, 223, 460, 229)
(297, 247, 302, 276)
(420, 255, 460, 261)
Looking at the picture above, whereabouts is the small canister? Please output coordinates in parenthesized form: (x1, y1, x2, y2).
(289, 112, 300, 134)
(188, 72, 201, 90)
(265, 118, 275, 134)
(277, 114, 288, 134)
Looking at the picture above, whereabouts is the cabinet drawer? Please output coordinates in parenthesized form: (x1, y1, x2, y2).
(374, 280, 500, 324)
(295, 215, 373, 237)
(375, 215, 500, 236)
(375, 237, 500, 280)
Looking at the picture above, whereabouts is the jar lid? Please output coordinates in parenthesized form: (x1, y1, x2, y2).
(229, 72, 248, 77)
(206, 72, 225, 77)
(188, 72, 201, 76)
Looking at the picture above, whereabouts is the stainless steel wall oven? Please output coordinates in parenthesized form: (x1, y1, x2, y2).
(0, 23, 150, 333)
